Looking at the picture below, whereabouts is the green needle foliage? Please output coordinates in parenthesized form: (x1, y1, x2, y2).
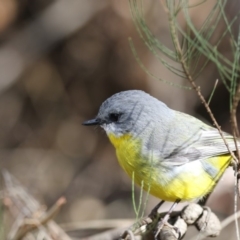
(129, 0, 240, 109)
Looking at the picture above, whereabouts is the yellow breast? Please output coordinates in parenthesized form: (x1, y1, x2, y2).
(108, 133, 142, 177)
(108, 133, 231, 201)
(108, 133, 158, 188)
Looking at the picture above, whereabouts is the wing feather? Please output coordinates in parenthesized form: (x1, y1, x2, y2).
(162, 126, 238, 166)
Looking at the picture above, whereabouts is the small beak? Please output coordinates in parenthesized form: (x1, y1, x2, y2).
(82, 118, 100, 126)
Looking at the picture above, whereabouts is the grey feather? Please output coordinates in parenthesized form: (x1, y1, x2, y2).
(96, 90, 238, 166)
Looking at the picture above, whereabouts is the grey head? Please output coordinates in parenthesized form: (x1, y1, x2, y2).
(83, 90, 232, 165)
(83, 90, 174, 137)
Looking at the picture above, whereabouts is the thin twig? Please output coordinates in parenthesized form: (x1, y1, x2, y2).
(163, 0, 238, 163)
(2, 171, 71, 240)
(164, 2, 240, 239)
(83, 227, 139, 240)
(208, 79, 219, 105)
(231, 81, 240, 158)
(60, 219, 134, 232)
(12, 197, 67, 240)
(221, 210, 240, 229)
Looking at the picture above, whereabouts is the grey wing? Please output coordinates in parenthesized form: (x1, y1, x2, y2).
(194, 127, 238, 158)
(146, 109, 238, 166)
(163, 126, 238, 166)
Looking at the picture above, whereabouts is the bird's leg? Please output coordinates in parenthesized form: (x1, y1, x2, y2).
(232, 160, 240, 198)
(148, 200, 165, 218)
(154, 199, 180, 239)
(197, 193, 211, 206)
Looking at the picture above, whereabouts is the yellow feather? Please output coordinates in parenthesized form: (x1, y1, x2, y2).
(108, 133, 231, 201)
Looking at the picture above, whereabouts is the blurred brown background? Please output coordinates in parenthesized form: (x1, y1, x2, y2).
(0, 0, 239, 239)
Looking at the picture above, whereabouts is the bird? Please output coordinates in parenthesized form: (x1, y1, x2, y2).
(83, 90, 236, 230)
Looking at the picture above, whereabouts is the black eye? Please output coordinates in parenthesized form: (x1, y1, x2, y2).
(109, 113, 121, 122)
